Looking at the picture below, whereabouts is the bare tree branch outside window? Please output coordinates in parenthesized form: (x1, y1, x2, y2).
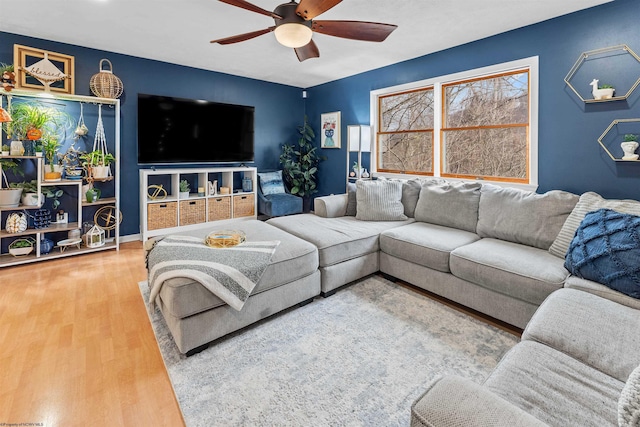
(378, 88, 434, 174)
(442, 71, 529, 181)
(375, 69, 530, 183)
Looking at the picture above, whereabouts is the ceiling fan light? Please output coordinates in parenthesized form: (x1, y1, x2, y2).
(274, 23, 312, 48)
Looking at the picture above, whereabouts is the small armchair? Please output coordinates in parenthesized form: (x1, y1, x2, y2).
(257, 170, 303, 218)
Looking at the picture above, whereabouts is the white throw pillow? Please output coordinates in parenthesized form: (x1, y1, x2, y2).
(355, 180, 407, 221)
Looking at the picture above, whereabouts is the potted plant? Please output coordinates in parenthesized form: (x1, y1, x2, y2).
(34, 143, 43, 157)
(621, 134, 639, 161)
(80, 149, 115, 179)
(42, 134, 62, 181)
(10, 180, 43, 206)
(179, 179, 190, 199)
(8, 237, 34, 257)
(0, 158, 24, 208)
(279, 116, 325, 211)
(1, 144, 9, 156)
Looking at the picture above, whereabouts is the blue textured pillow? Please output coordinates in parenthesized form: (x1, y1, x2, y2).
(565, 208, 640, 299)
(258, 171, 286, 196)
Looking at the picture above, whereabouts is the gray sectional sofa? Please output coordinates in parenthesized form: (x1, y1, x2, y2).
(269, 179, 579, 329)
(149, 177, 640, 425)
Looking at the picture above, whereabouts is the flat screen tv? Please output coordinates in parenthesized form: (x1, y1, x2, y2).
(137, 94, 254, 164)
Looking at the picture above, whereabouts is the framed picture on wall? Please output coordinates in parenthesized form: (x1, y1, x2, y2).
(13, 44, 75, 94)
(321, 111, 341, 148)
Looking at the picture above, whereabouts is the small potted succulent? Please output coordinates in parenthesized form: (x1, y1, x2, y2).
(1, 144, 9, 156)
(8, 237, 34, 257)
(179, 179, 190, 199)
(621, 134, 639, 161)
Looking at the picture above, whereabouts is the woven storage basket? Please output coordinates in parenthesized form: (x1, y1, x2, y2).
(147, 202, 177, 230)
(90, 59, 123, 99)
(208, 197, 231, 221)
(179, 199, 206, 226)
(233, 194, 255, 218)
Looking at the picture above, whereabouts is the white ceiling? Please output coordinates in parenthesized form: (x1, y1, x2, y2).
(1, 0, 612, 88)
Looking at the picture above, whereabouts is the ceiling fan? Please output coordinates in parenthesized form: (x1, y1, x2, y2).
(210, 0, 398, 62)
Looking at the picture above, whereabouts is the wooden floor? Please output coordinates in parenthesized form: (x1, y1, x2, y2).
(0, 241, 185, 427)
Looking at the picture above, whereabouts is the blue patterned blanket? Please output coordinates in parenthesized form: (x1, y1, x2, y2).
(147, 235, 280, 311)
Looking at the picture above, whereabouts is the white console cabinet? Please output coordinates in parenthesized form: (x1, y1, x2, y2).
(139, 167, 257, 241)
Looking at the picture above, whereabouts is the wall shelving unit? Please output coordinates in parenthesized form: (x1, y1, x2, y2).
(0, 89, 120, 267)
(597, 118, 640, 162)
(139, 166, 257, 242)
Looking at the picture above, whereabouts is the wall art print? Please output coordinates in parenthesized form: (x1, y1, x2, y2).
(321, 111, 341, 149)
(14, 44, 75, 94)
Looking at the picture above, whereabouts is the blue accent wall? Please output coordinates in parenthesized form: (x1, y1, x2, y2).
(306, 0, 640, 201)
(0, 32, 305, 236)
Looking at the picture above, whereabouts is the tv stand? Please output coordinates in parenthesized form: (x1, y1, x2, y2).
(139, 166, 257, 241)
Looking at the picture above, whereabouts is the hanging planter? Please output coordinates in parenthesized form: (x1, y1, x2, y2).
(89, 59, 123, 99)
(80, 104, 114, 181)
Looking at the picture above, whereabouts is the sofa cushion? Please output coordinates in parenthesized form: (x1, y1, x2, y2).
(157, 220, 318, 318)
(564, 276, 640, 310)
(450, 238, 568, 306)
(565, 209, 640, 299)
(258, 170, 286, 195)
(355, 179, 407, 221)
(619, 364, 640, 427)
(549, 191, 640, 258)
(522, 288, 640, 383)
(414, 181, 481, 232)
(477, 184, 578, 250)
(267, 213, 412, 267)
(484, 340, 623, 427)
(380, 222, 480, 273)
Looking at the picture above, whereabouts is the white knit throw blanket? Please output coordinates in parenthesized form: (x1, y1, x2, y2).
(147, 235, 280, 312)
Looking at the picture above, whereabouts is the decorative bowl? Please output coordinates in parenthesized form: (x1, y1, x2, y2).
(205, 230, 246, 248)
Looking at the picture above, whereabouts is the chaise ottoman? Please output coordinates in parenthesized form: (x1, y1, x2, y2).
(150, 219, 321, 355)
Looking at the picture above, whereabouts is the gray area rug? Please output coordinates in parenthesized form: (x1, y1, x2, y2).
(139, 275, 519, 426)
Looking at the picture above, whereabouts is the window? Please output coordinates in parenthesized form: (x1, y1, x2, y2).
(378, 88, 434, 175)
(371, 57, 538, 188)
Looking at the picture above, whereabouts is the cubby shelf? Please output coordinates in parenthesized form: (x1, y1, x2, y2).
(139, 166, 257, 242)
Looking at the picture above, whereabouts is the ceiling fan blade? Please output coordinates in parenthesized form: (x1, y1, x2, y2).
(312, 20, 397, 42)
(296, 0, 342, 20)
(210, 27, 275, 45)
(295, 40, 320, 62)
(218, 0, 283, 19)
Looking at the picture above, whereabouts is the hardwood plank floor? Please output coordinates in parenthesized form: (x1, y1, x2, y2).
(0, 242, 185, 427)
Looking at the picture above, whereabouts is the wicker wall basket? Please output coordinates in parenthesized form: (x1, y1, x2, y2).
(90, 59, 123, 99)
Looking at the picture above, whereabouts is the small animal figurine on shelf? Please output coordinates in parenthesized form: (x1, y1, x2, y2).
(590, 79, 615, 100)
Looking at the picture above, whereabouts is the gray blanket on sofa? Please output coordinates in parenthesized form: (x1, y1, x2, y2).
(147, 235, 280, 311)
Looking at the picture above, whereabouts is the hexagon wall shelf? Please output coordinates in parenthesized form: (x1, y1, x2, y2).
(597, 118, 640, 162)
(565, 44, 640, 103)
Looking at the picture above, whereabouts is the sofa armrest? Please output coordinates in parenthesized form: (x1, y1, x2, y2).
(411, 376, 548, 427)
(314, 194, 348, 218)
(564, 276, 640, 310)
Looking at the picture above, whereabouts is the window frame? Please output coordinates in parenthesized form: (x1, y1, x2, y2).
(370, 56, 539, 190)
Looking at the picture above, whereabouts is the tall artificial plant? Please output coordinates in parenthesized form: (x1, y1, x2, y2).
(279, 116, 325, 198)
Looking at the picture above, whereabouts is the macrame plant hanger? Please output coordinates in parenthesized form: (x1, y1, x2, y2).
(92, 104, 111, 177)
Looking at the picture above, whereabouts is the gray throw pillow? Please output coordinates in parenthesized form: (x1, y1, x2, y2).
(549, 192, 640, 258)
(414, 181, 482, 232)
(355, 180, 407, 221)
(345, 182, 357, 216)
(477, 184, 578, 250)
